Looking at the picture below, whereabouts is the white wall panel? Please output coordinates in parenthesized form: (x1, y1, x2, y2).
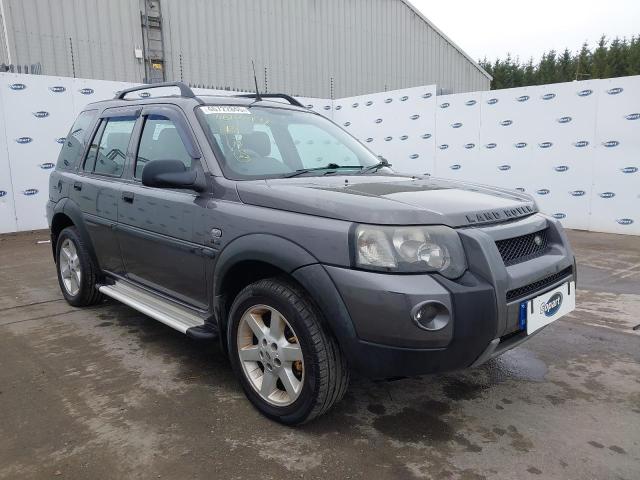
(590, 76, 640, 235)
(0, 72, 637, 236)
(333, 85, 437, 175)
(0, 84, 16, 234)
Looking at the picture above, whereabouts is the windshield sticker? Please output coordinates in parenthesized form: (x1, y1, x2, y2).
(203, 106, 250, 115)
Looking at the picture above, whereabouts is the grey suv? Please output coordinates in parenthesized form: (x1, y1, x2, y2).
(47, 82, 577, 424)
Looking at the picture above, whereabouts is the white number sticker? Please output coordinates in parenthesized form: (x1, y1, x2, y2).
(203, 106, 250, 115)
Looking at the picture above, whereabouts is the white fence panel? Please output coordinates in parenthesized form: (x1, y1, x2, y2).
(590, 76, 640, 235)
(333, 85, 437, 175)
(0, 72, 637, 235)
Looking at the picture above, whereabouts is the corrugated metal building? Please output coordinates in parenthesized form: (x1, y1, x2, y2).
(0, 0, 490, 97)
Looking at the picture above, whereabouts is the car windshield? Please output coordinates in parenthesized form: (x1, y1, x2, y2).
(197, 105, 387, 180)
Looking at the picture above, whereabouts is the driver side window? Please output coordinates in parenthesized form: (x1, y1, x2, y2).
(135, 115, 192, 180)
(92, 117, 136, 177)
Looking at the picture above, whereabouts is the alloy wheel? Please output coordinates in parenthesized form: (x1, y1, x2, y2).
(236, 305, 304, 406)
(59, 238, 81, 296)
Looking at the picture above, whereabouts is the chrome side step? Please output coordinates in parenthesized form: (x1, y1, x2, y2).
(98, 280, 205, 334)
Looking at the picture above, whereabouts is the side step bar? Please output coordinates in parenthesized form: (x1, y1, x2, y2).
(98, 281, 217, 340)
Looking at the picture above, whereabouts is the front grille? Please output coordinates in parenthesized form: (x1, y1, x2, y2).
(506, 266, 573, 302)
(496, 229, 550, 266)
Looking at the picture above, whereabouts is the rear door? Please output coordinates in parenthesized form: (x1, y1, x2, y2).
(69, 107, 140, 275)
(116, 105, 209, 309)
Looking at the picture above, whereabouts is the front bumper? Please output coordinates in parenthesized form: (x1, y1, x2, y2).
(316, 214, 575, 379)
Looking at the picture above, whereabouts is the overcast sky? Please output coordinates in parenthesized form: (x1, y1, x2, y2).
(411, 0, 640, 63)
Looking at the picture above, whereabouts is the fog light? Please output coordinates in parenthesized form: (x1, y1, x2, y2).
(411, 301, 450, 331)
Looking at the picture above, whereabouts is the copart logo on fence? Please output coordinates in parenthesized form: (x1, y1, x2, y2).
(409, 154, 420, 159)
(486, 98, 499, 105)
(465, 99, 477, 106)
(578, 89, 593, 97)
(621, 167, 637, 174)
(552, 213, 567, 219)
(33, 111, 49, 118)
(439, 144, 449, 150)
(599, 192, 615, 198)
(56, 137, 66, 144)
(450, 164, 461, 170)
(541, 93, 556, 100)
(39, 162, 55, 169)
(616, 218, 634, 225)
(500, 119, 513, 126)
(49, 86, 66, 93)
(79, 88, 94, 95)
(607, 87, 624, 95)
(539, 142, 553, 149)
(9, 83, 26, 90)
(557, 116, 572, 124)
(602, 140, 620, 148)
(15, 137, 32, 144)
(22, 189, 39, 196)
(555, 166, 569, 172)
(498, 165, 511, 171)
(0, 190, 7, 198)
(626, 113, 640, 121)
(439, 102, 450, 109)
(451, 122, 463, 128)
(516, 95, 530, 102)
(573, 140, 589, 148)
(515, 142, 527, 149)
(569, 190, 586, 197)
(536, 189, 550, 195)
(464, 143, 476, 149)
(485, 143, 497, 149)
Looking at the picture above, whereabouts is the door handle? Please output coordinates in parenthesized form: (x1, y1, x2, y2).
(73, 181, 82, 191)
(122, 191, 134, 203)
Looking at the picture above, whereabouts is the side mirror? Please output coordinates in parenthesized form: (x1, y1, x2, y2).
(141, 159, 206, 192)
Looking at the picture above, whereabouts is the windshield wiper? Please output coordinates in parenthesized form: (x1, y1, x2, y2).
(359, 157, 392, 174)
(284, 163, 364, 178)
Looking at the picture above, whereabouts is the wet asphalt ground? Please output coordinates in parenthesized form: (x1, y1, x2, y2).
(0, 229, 638, 480)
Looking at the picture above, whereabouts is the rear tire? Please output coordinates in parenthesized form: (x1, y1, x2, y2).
(55, 226, 103, 307)
(227, 277, 349, 425)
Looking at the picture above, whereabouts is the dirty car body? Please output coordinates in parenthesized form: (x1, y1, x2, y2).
(47, 83, 576, 424)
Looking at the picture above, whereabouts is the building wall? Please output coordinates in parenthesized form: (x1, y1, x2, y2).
(0, 0, 490, 97)
(0, 0, 145, 81)
(160, 0, 490, 97)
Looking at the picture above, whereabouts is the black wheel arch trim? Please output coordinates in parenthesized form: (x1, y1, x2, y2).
(51, 198, 101, 271)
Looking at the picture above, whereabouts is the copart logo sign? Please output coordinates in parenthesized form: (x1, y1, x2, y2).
(541, 292, 563, 317)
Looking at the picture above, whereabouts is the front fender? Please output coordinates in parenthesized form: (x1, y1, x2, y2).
(213, 234, 319, 298)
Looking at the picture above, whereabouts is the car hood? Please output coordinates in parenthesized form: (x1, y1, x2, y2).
(235, 175, 538, 227)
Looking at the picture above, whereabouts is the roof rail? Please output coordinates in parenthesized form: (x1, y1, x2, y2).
(114, 81, 197, 100)
(236, 93, 305, 108)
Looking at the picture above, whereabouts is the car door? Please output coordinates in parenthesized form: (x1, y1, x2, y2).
(69, 107, 139, 275)
(116, 105, 209, 309)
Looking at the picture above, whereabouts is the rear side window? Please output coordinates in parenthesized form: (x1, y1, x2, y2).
(84, 116, 136, 177)
(135, 115, 192, 180)
(55, 110, 98, 170)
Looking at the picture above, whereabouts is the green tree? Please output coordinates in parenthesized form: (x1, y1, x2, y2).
(479, 35, 640, 89)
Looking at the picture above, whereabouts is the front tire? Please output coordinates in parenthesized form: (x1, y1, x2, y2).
(227, 277, 349, 425)
(55, 226, 103, 307)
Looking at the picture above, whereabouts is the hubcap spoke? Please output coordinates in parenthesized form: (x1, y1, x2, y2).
(280, 343, 303, 362)
(269, 311, 286, 341)
(238, 345, 261, 362)
(245, 312, 267, 338)
(260, 370, 277, 397)
(279, 368, 301, 398)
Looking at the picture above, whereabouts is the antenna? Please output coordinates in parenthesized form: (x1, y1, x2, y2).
(251, 60, 262, 102)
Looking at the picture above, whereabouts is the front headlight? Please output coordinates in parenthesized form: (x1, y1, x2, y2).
(353, 225, 467, 278)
